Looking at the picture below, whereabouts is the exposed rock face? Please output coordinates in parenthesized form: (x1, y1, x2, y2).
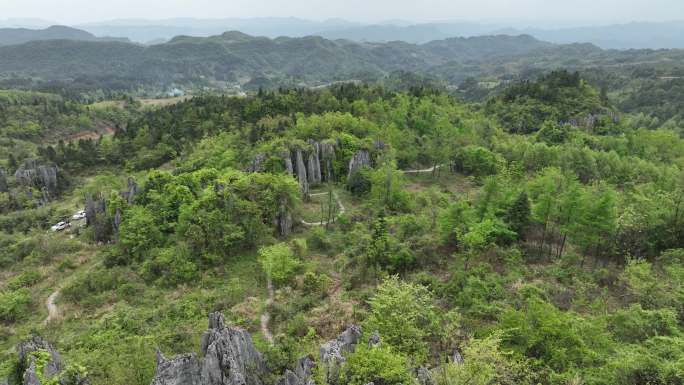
(122, 177, 139, 204)
(367, 331, 381, 348)
(0, 167, 8, 192)
(247, 153, 267, 173)
(85, 193, 113, 242)
(113, 208, 123, 234)
(276, 356, 315, 385)
(416, 367, 435, 385)
(307, 141, 322, 185)
(275, 201, 293, 236)
(85, 193, 98, 227)
(347, 150, 371, 179)
(319, 325, 362, 383)
(17, 336, 64, 385)
(150, 312, 267, 385)
(451, 349, 464, 365)
(14, 160, 58, 195)
(151, 351, 201, 385)
(284, 157, 294, 177)
(320, 142, 336, 182)
(295, 149, 309, 197)
(282, 141, 336, 187)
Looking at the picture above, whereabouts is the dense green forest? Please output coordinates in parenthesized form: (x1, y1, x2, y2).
(3, 69, 684, 385)
(1, 31, 683, 100)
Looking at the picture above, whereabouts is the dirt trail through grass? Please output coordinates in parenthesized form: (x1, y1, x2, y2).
(44, 290, 60, 325)
(260, 279, 275, 344)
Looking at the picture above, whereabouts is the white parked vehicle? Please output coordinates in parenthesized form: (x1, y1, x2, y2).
(72, 210, 87, 220)
(51, 221, 69, 232)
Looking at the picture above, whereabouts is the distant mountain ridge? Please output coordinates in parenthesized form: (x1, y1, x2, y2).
(0, 25, 129, 46)
(0, 31, 554, 89)
(71, 18, 684, 49)
(1, 28, 682, 93)
(498, 21, 684, 49)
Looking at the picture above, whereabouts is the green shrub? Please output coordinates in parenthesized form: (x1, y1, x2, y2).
(608, 304, 680, 343)
(347, 167, 372, 196)
(339, 344, 413, 385)
(365, 276, 439, 362)
(118, 206, 162, 261)
(141, 246, 199, 287)
(452, 145, 501, 177)
(433, 334, 536, 385)
(500, 297, 612, 373)
(306, 227, 331, 252)
(301, 271, 331, 297)
(259, 243, 301, 285)
(0, 288, 32, 322)
(62, 269, 122, 302)
(7, 271, 42, 290)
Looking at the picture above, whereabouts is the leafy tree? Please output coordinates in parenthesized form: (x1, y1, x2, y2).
(365, 276, 439, 362)
(504, 191, 531, 237)
(259, 243, 300, 285)
(438, 199, 473, 246)
(141, 246, 199, 287)
(434, 334, 535, 385)
(347, 167, 372, 196)
(366, 212, 391, 271)
(452, 145, 501, 177)
(339, 344, 413, 385)
(117, 206, 162, 261)
(501, 297, 612, 374)
(370, 162, 412, 213)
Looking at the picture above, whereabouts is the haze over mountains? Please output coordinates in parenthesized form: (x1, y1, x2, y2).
(2, 18, 684, 49)
(0, 25, 129, 46)
(73, 19, 684, 49)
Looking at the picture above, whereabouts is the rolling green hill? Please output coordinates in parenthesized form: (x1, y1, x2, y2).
(0, 32, 554, 90)
(0, 25, 128, 46)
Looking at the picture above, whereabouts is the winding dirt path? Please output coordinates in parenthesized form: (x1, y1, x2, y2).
(44, 290, 60, 325)
(301, 191, 346, 227)
(260, 279, 275, 344)
(402, 164, 444, 174)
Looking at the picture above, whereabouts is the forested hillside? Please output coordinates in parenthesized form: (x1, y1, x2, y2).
(0, 26, 101, 46)
(3, 72, 684, 385)
(0, 32, 553, 92)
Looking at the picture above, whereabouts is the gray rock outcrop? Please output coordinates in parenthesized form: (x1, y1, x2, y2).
(451, 349, 464, 365)
(347, 150, 371, 179)
(150, 312, 267, 385)
(416, 367, 435, 385)
(16, 336, 67, 385)
(307, 141, 322, 185)
(367, 331, 381, 348)
(284, 157, 294, 177)
(122, 177, 139, 204)
(275, 356, 315, 385)
(320, 142, 336, 182)
(319, 325, 362, 383)
(295, 149, 309, 197)
(275, 200, 293, 236)
(151, 351, 201, 385)
(247, 153, 267, 173)
(0, 167, 8, 193)
(14, 160, 58, 195)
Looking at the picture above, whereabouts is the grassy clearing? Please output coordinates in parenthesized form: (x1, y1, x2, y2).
(139, 96, 191, 107)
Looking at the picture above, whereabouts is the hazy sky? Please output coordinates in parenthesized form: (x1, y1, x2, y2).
(1, 0, 683, 25)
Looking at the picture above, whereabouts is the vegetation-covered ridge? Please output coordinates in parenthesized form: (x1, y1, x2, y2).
(3, 73, 684, 385)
